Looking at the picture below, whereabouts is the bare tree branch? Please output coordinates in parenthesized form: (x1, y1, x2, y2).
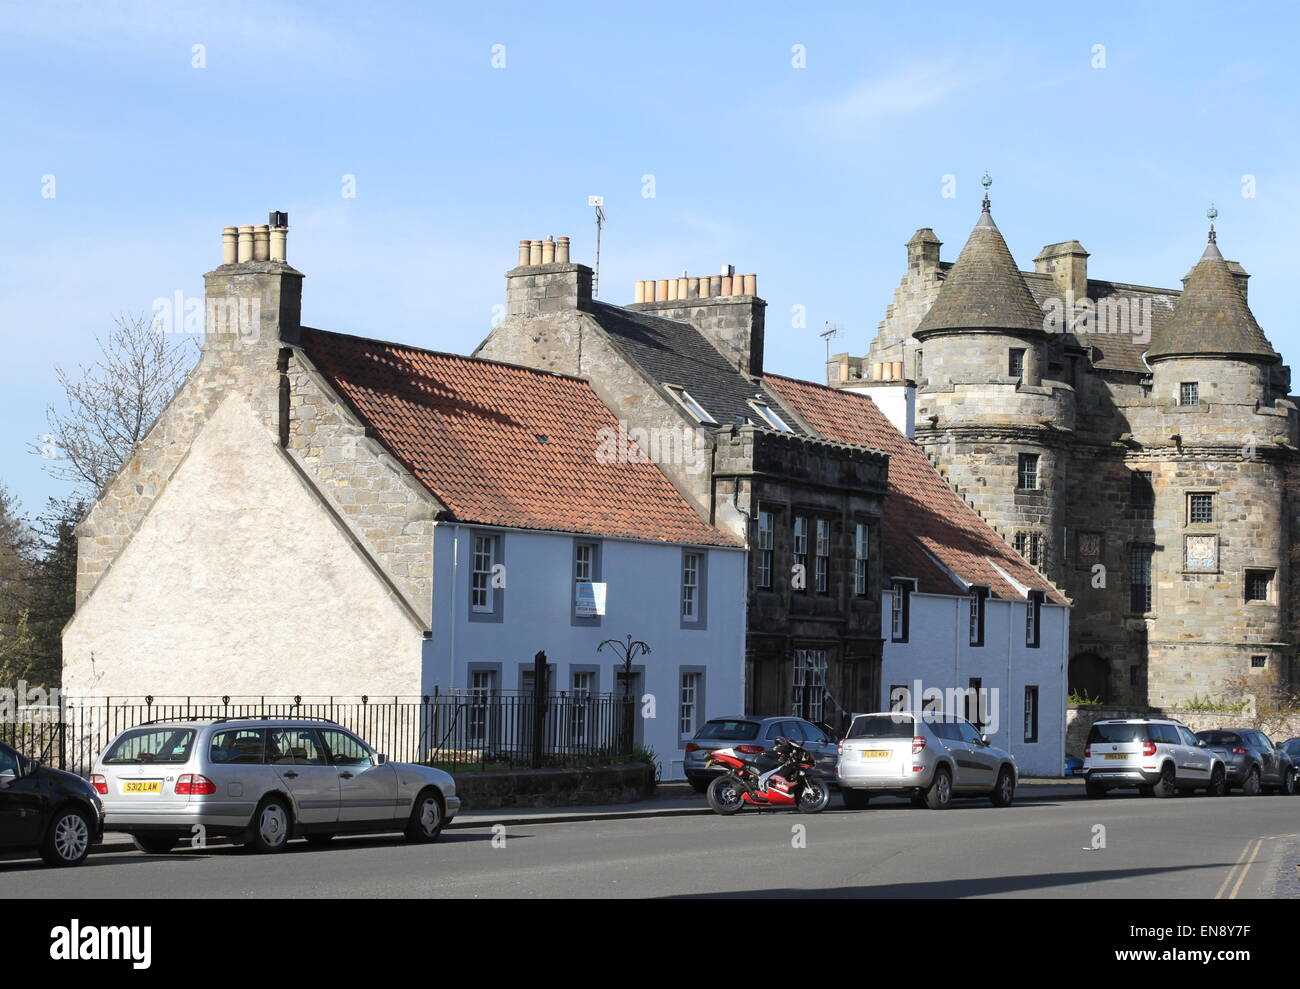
(34, 313, 198, 496)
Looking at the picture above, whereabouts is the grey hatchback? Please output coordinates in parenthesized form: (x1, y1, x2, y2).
(1195, 728, 1297, 795)
(684, 716, 840, 792)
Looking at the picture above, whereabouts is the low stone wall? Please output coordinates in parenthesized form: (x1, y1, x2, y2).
(1067, 705, 1300, 755)
(451, 763, 655, 811)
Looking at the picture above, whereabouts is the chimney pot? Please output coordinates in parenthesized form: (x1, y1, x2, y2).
(743, 273, 757, 296)
(529, 240, 543, 265)
(634, 280, 646, 303)
(518, 240, 531, 266)
(657, 279, 669, 301)
(253, 225, 270, 261)
(541, 236, 556, 264)
(556, 236, 570, 263)
(222, 226, 238, 265)
(237, 225, 254, 263)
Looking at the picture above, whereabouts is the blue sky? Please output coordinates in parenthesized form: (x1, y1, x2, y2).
(3, 0, 1298, 514)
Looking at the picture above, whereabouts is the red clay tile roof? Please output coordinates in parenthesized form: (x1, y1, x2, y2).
(764, 373, 1063, 602)
(302, 328, 738, 547)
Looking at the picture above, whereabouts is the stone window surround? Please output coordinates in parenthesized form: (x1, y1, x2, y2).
(1243, 567, 1276, 605)
(467, 530, 505, 624)
(1127, 543, 1156, 616)
(853, 518, 872, 597)
(677, 666, 707, 748)
(890, 578, 916, 642)
(680, 548, 709, 630)
(1185, 489, 1216, 526)
(754, 507, 776, 590)
(968, 584, 989, 647)
(1016, 452, 1041, 491)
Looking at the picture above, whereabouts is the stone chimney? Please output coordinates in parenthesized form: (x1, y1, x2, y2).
(203, 211, 302, 352)
(629, 264, 766, 377)
(1034, 240, 1089, 302)
(906, 228, 942, 275)
(506, 235, 593, 315)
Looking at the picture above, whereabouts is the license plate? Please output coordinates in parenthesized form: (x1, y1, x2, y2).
(1104, 754, 1127, 761)
(121, 780, 163, 794)
(861, 750, 889, 760)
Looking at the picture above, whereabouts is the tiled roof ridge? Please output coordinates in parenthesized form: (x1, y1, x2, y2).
(302, 326, 592, 384)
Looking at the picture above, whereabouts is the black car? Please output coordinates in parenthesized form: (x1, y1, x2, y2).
(682, 716, 841, 792)
(0, 741, 104, 866)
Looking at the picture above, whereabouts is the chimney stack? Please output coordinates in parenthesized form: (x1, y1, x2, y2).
(1034, 241, 1090, 303)
(205, 211, 302, 351)
(628, 263, 765, 377)
(505, 234, 593, 316)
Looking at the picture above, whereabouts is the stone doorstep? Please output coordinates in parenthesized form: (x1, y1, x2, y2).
(83, 778, 1085, 856)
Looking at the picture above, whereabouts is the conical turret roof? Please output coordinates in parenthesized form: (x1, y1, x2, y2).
(1146, 233, 1277, 362)
(915, 201, 1044, 337)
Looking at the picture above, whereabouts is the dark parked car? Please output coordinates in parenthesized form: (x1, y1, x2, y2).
(0, 741, 104, 866)
(1281, 738, 1300, 765)
(1195, 729, 1296, 795)
(684, 716, 839, 792)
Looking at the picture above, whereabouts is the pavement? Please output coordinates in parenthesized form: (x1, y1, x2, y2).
(87, 776, 1086, 853)
(7, 779, 1297, 899)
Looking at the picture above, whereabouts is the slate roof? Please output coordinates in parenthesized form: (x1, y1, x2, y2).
(914, 207, 1045, 337)
(763, 373, 1064, 604)
(1145, 239, 1279, 362)
(588, 301, 807, 433)
(301, 327, 739, 547)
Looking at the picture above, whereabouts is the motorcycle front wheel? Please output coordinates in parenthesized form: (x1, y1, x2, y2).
(797, 777, 831, 813)
(707, 774, 747, 815)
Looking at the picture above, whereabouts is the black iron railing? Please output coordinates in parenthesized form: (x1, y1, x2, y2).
(0, 689, 635, 775)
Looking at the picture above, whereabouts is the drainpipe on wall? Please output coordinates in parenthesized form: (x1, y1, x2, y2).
(448, 523, 460, 690)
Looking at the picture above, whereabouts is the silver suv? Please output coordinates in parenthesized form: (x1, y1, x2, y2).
(1083, 718, 1225, 798)
(836, 711, 1018, 809)
(90, 717, 460, 853)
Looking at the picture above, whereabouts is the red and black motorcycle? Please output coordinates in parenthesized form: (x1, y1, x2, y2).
(704, 736, 831, 815)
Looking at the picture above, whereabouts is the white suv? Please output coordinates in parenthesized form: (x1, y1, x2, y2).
(1084, 718, 1226, 798)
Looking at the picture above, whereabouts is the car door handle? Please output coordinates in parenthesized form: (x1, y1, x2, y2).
(339, 772, 354, 780)
(283, 771, 299, 779)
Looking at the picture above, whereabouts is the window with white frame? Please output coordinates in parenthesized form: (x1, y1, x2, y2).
(890, 581, 910, 641)
(468, 669, 496, 745)
(791, 650, 828, 723)
(664, 385, 717, 424)
(682, 552, 702, 622)
(679, 671, 702, 739)
(471, 534, 497, 613)
(1024, 685, 1039, 743)
(749, 399, 793, 432)
(570, 670, 595, 745)
(968, 587, 986, 646)
(1026, 590, 1043, 647)
(854, 523, 869, 595)
(814, 519, 830, 594)
(793, 516, 809, 589)
(755, 510, 774, 589)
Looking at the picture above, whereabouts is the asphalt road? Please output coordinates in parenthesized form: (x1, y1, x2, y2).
(5, 790, 1298, 898)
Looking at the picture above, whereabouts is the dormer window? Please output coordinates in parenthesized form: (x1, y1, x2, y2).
(665, 385, 717, 424)
(748, 400, 792, 432)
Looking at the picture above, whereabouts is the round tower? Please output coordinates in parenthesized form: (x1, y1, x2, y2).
(1132, 214, 1291, 706)
(912, 182, 1074, 586)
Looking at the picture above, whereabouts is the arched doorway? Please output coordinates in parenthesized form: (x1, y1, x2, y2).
(1069, 652, 1110, 704)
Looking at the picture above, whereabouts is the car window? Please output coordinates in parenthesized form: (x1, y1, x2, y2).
(1147, 725, 1175, 745)
(209, 729, 267, 765)
(784, 721, 809, 742)
(1197, 731, 1240, 746)
(321, 730, 373, 768)
(1176, 726, 1200, 747)
(103, 728, 196, 765)
(765, 721, 786, 740)
(1088, 724, 1148, 744)
(269, 728, 326, 766)
(1255, 733, 1274, 751)
(847, 715, 915, 739)
(0, 744, 18, 776)
(956, 721, 984, 745)
(696, 720, 760, 741)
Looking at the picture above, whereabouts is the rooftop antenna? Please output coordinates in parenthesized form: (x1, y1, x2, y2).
(820, 322, 841, 363)
(588, 195, 605, 296)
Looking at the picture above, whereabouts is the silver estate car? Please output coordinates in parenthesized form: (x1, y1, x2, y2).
(90, 717, 460, 853)
(836, 711, 1018, 809)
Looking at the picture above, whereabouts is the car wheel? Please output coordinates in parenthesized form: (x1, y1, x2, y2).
(404, 788, 445, 843)
(1152, 762, 1177, 798)
(245, 796, 292, 853)
(132, 833, 181, 855)
(1206, 765, 1227, 797)
(924, 767, 952, 809)
(842, 788, 870, 810)
(40, 807, 92, 867)
(1282, 771, 1298, 797)
(304, 833, 335, 846)
(1085, 780, 1107, 799)
(1242, 766, 1262, 796)
(990, 766, 1015, 807)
